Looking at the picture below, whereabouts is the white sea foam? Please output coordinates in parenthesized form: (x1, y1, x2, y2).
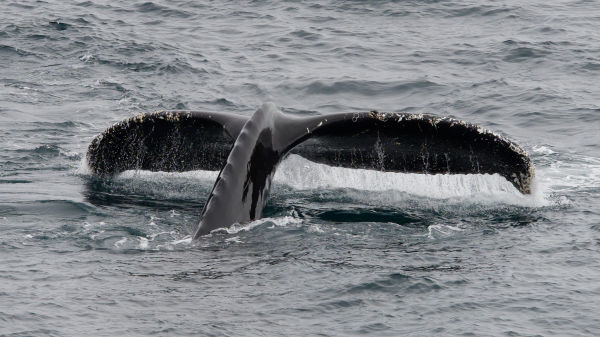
(225, 236, 243, 244)
(114, 237, 127, 247)
(211, 216, 303, 235)
(427, 224, 463, 240)
(170, 236, 193, 245)
(138, 237, 149, 249)
(79, 53, 94, 62)
(534, 154, 600, 194)
(532, 145, 556, 155)
(307, 224, 325, 233)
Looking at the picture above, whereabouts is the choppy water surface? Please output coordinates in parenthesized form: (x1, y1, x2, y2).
(1, 0, 599, 336)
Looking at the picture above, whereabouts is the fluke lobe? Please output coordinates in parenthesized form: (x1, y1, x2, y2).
(87, 103, 535, 238)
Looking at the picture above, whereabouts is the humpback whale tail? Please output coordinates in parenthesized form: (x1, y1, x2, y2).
(87, 103, 535, 237)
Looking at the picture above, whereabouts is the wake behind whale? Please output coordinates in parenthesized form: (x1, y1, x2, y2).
(87, 103, 534, 238)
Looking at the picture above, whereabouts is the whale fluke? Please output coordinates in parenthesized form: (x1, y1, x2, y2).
(87, 110, 246, 176)
(290, 110, 534, 195)
(87, 103, 534, 237)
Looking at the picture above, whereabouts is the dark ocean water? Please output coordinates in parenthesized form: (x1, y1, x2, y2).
(1, 0, 599, 336)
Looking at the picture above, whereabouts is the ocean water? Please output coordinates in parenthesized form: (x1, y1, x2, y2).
(1, 0, 599, 336)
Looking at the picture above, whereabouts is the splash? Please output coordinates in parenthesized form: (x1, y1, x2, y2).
(534, 153, 600, 193)
(275, 155, 548, 207)
(74, 151, 598, 209)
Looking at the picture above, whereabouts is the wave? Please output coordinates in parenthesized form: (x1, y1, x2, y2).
(443, 5, 515, 18)
(289, 29, 322, 41)
(93, 56, 207, 75)
(6, 199, 95, 218)
(280, 79, 443, 97)
(342, 272, 442, 295)
(135, 2, 193, 18)
(378, 3, 516, 18)
(49, 20, 71, 31)
(0, 44, 37, 57)
(11, 144, 80, 161)
(503, 47, 551, 62)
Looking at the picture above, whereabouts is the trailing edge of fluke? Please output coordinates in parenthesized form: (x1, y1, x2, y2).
(87, 103, 535, 238)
